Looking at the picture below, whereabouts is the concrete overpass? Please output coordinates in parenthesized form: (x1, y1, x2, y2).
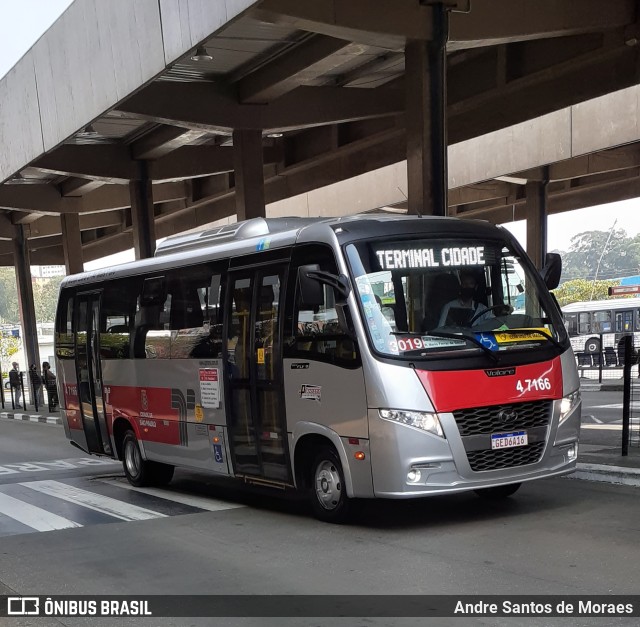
(1, 0, 640, 368)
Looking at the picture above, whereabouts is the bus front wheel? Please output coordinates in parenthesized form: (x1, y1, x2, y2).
(122, 430, 174, 487)
(585, 337, 601, 354)
(474, 483, 521, 499)
(310, 447, 351, 523)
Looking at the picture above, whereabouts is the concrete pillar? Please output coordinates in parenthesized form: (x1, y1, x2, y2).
(405, 4, 449, 217)
(61, 214, 84, 275)
(525, 176, 548, 270)
(233, 129, 265, 221)
(13, 225, 40, 380)
(130, 161, 156, 260)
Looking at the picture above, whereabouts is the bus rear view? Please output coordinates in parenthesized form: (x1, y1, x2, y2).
(55, 215, 580, 523)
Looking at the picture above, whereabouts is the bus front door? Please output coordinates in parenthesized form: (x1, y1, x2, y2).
(225, 266, 291, 483)
(74, 292, 112, 455)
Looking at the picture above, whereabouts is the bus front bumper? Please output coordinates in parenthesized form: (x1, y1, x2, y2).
(367, 407, 580, 498)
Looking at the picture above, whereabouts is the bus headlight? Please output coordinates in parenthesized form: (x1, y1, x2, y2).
(559, 390, 580, 425)
(379, 409, 444, 438)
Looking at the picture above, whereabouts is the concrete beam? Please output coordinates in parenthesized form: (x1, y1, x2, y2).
(233, 129, 265, 221)
(149, 146, 235, 182)
(237, 35, 353, 103)
(117, 82, 404, 132)
(61, 214, 83, 275)
(449, 0, 637, 50)
(253, 0, 433, 49)
(131, 126, 208, 160)
(0, 185, 62, 213)
(60, 177, 105, 197)
(32, 145, 138, 183)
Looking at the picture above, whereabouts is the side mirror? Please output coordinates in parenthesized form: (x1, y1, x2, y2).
(541, 253, 561, 290)
(298, 265, 351, 307)
(298, 264, 324, 308)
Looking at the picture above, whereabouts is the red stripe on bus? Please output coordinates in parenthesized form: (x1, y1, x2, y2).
(105, 386, 180, 445)
(415, 356, 563, 412)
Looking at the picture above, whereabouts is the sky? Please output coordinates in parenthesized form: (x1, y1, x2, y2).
(3, 1, 640, 270)
(0, 0, 74, 80)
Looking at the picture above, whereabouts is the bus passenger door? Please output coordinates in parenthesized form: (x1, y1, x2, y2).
(225, 265, 291, 483)
(74, 292, 112, 455)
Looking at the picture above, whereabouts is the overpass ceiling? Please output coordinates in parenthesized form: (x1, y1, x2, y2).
(0, 0, 639, 266)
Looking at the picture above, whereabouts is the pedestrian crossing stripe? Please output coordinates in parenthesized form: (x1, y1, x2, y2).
(0, 478, 243, 538)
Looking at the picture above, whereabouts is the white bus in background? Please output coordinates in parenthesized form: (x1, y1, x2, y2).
(562, 297, 640, 364)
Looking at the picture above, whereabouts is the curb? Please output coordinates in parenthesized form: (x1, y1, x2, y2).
(0, 411, 62, 426)
(573, 462, 640, 487)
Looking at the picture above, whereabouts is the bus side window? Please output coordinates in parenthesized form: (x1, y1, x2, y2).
(55, 289, 76, 359)
(134, 276, 169, 359)
(101, 279, 138, 359)
(286, 245, 358, 365)
(169, 267, 224, 359)
(593, 310, 612, 333)
(565, 313, 578, 335)
(578, 312, 591, 335)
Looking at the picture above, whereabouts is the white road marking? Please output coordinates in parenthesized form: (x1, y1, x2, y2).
(0, 492, 82, 531)
(99, 478, 244, 512)
(581, 424, 623, 431)
(20, 480, 166, 522)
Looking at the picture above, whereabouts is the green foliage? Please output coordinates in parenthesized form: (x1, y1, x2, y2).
(561, 228, 640, 282)
(0, 268, 19, 322)
(0, 335, 20, 371)
(33, 275, 65, 322)
(553, 278, 620, 307)
(0, 270, 64, 325)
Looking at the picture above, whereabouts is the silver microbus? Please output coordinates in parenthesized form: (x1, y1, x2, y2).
(55, 215, 581, 522)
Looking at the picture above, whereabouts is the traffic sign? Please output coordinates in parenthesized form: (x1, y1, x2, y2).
(608, 285, 640, 296)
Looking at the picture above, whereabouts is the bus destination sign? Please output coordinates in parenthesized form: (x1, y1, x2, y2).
(375, 246, 485, 270)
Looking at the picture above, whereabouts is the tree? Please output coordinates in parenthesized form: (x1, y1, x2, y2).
(0, 269, 64, 324)
(0, 268, 19, 322)
(0, 335, 20, 374)
(561, 229, 640, 282)
(553, 278, 620, 307)
(32, 275, 65, 322)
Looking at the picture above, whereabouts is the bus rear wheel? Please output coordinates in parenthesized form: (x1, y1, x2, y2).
(474, 483, 521, 499)
(310, 447, 351, 524)
(122, 430, 174, 487)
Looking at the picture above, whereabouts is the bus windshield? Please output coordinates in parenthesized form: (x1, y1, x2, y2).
(345, 236, 563, 359)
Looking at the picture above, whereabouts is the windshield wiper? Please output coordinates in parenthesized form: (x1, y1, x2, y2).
(424, 329, 499, 363)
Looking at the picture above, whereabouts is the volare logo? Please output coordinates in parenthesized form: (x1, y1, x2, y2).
(484, 367, 516, 377)
(141, 389, 149, 411)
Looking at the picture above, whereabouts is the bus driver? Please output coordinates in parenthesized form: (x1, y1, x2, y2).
(438, 270, 488, 327)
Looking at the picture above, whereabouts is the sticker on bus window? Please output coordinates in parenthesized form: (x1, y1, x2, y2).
(257, 348, 265, 364)
(493, 328, 551, 344)
(199, 368, 220, 408)
(394, 335, 465, 352)
(194, 404, 204, 423)
(300, 384, 321, 402)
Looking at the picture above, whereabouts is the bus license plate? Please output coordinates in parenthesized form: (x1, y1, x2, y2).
(491, 431, 527, 450)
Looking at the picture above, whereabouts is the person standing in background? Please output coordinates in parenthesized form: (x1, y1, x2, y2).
(29, 364, 43, 408)
(42, 362, 58, 410)
(9, 361, 22, 407)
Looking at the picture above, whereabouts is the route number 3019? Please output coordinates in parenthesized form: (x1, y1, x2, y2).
(516, 377, 551, 393)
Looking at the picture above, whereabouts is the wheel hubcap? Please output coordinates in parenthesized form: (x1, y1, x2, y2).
(315, 460, 342, 510)
(124, 439, 141, 477)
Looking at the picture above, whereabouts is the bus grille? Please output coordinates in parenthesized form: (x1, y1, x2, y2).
(467, 442, 545, 472)
(452, 400, 552, 436)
